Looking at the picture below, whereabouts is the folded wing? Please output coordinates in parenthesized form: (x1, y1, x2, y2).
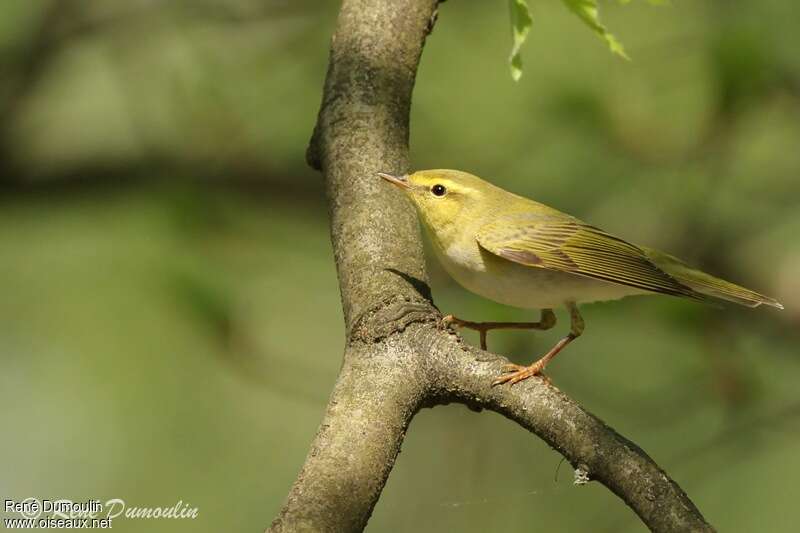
(476, 214, 699, 300)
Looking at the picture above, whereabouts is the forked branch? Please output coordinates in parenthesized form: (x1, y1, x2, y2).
(268, 1, 714, 531)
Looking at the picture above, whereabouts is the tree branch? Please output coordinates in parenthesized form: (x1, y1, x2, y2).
(306, 0, 435, 333)
(269, 1, 439, 530)
(426, 334, 713, 532)
(268, 334, 430, 532)
(269, 0, 714, 531)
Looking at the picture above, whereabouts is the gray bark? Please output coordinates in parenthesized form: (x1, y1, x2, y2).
(269, 1, 714, 531)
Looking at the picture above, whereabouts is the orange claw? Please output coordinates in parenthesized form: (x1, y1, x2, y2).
(492, 362, 549, 386)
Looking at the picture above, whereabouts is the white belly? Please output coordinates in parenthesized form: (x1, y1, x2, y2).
(432, 237, 648, 309)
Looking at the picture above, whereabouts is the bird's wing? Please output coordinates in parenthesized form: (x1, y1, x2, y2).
(476, 214, 699, 299)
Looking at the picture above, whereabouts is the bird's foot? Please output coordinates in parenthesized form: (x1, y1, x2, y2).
(442, 314, 479, 329)
(492, 328, 578, 387)
(442, 311, 557, 351)
(492, 361, 550, 387)
(442, 314, 491, 350)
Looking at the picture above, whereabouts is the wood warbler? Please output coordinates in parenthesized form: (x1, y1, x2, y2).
(378, 169, 783, 386)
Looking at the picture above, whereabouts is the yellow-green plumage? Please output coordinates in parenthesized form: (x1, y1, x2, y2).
(380, 169, 782, 311)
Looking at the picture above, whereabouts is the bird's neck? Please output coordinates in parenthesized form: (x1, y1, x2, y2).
(422, 212, 484, 264)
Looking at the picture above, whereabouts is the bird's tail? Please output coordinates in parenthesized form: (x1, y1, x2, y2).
(644, 248, 784, 310)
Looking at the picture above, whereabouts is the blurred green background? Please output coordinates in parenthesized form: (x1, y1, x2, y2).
(1, 1, 798, 531)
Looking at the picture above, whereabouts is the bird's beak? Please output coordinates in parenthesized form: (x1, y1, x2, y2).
(377, 172, 410, 189)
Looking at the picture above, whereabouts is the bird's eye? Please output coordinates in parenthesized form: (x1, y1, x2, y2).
(431, 184, 447, 197)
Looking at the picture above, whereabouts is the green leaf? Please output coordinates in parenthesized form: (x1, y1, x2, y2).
(561, 0, 630, 60)
(508, 0, 533, 81)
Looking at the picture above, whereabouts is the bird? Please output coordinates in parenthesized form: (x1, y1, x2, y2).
(378, 169, 783, 386)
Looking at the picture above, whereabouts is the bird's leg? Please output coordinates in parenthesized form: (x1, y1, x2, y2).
(492, 302, 584, 386)
(443, 309, 556, 350)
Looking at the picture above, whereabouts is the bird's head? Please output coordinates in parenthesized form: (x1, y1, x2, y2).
(378, 169, 495, 238)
